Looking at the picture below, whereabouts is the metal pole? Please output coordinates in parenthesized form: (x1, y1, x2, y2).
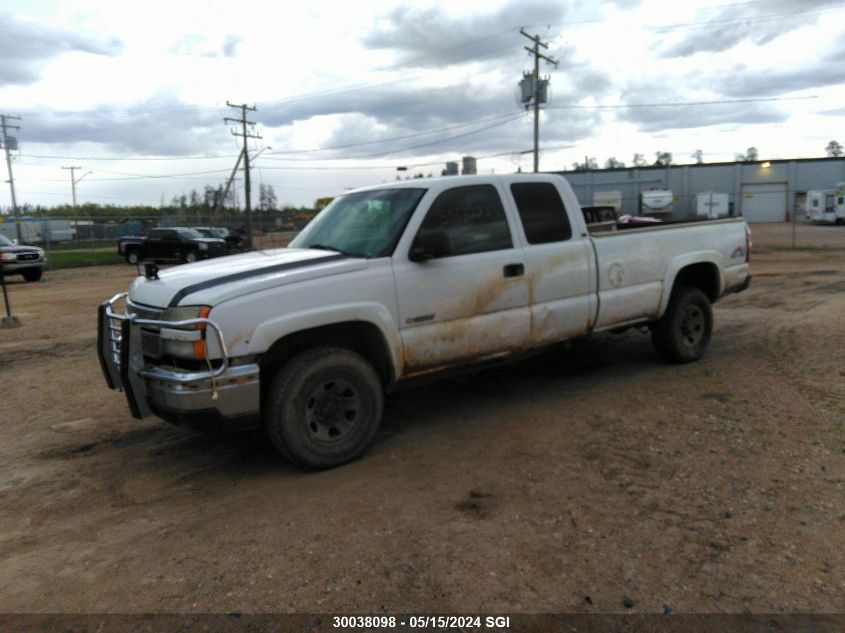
(241, 106, 253, 249)
(520, 31, 557, 174)
(533, 42, 540, 173)
(791, 195, 797, 249)
(224, 103, 260, 250)
(63, 166, 81, 248)
(1, 115, 22, 244)
(1, 269, 10, 317)
(0, 265, 21, 328)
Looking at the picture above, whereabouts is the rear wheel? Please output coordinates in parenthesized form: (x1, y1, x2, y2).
(22, 268, 42, 282)
(125, 249, 140, 265)
(264, 347, 384, 469)
(651, 286, 712, 363)
(184, 251, 198, 263)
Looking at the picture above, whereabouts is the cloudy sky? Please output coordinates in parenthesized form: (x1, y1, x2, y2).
(2, 0, 844, 210)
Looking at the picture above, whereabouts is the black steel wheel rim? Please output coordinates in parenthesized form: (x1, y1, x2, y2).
(680, 304, 705, 348)
(303, 379, 361, 444)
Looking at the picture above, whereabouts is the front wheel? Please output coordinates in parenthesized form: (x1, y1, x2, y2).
(184, 251, 198, 264)
(651, 286, 713, 363)
(22, 268, 43, 282)
(125, 249, 139, 265)
(264, 348, 384, 469)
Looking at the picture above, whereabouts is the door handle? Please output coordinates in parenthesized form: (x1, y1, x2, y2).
(503, 263, 525, 278)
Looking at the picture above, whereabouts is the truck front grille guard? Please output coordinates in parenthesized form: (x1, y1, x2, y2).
(103, 292, 231, 382)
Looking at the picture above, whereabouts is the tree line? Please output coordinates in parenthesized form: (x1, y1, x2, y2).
(571, 141, 845, 171)
(12, 183, 319, 219)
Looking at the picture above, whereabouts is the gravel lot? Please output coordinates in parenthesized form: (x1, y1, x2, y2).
(1, 229, 843, 614)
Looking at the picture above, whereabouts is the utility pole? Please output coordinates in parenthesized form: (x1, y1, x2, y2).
(62, 166, 93, 251)
(1, 114, 22, 243)
(62, 166, 84, 207)
(224, 102, 261, 249)
(520, 30, 558, 173)
(213, 148, 244, 220)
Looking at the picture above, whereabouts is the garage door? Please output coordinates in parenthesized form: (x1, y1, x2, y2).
(741, 183, 787, 223)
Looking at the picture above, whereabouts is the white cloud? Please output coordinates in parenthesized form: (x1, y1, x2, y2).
(1, 0, 845, 209)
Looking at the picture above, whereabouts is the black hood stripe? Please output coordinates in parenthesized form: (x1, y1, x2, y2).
(168, 253, 346, 307)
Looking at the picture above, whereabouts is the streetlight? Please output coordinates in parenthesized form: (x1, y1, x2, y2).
(250, 146, 272, 161)
(61, 166, 93, 248)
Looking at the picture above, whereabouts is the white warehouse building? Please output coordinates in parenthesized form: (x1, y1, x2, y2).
(554, 157, 845, 223)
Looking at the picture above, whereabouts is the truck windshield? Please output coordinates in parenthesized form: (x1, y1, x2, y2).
(0, 234, 13, 247)
(290, 188, 426, 258)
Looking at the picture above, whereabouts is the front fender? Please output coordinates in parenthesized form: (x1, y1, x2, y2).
(248, 302, 403, 377)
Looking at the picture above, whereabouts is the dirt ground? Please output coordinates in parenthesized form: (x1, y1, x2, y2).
(0, 233, 843, 615)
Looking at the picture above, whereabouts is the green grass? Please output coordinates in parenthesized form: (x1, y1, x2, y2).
(48, 250, 124, 269)
(45, 240, 116, 252)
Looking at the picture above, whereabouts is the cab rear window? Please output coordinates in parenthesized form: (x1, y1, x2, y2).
(510, 182, 572, 244)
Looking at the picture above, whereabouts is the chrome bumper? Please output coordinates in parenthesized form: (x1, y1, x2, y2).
(2, 259, 46, 271)
(97, 292, 260, 424)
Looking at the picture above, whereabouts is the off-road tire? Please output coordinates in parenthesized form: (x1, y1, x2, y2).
(651, 286, 713, 363)
(264, 347, 384, 469)
(22, 268, 43, 282)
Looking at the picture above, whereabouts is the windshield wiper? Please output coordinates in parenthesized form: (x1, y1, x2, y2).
(308, 244, 367, 258)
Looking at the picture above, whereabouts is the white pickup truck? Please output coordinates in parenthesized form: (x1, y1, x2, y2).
(99, 174, 751, 468)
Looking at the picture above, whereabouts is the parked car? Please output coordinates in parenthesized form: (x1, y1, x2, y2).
(117, 227, 227, 265)
(99, 174, 751, 469)
(0, 233, 47, 282)
(192, 226, 247, 251)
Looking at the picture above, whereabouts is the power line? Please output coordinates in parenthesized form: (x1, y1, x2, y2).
(20, 152, 238, 161)
(265, 112, 523, 156)
(547, 95, 818, 110)
(344, 113, 528, 159)
(33, 168, 233, 182)
(13, 93, 818, 171)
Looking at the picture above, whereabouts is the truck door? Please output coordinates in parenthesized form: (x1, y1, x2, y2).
(145, 229, 166, 260)
(393, 184, 531, 374)
(507, 181, 594, 342)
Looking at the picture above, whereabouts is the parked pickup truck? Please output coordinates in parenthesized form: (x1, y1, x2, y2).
(118, 227, 227, 265)
(99, 174, 751, 468)
(0, 233, 47, 282)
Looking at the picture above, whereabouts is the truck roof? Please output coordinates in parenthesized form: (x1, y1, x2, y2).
(349, 173, 565, 193)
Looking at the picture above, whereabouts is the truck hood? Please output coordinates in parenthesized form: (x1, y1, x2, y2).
(128, 248, 367, 308)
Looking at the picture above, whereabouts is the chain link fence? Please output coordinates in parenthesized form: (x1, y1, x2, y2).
(0, 212, 308, 269)
(1, 208, 842, 270)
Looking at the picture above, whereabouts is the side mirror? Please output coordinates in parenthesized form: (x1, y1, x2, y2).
(12, 239, 18, 245)
(409, 230, 450, 262)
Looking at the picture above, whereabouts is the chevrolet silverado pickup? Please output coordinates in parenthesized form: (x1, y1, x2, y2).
(99, 174, 751, 468)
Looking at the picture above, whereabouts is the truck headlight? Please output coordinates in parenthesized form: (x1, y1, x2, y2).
(0, 252, 16, 262)
(159, 305, 211, 359)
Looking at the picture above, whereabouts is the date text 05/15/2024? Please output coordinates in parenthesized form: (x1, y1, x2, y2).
(332, 615, 511, 629)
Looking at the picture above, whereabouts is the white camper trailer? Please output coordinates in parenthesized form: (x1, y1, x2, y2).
(640, 189, 674, 215)
(695, 192, 730, 219)
(805, 189, 845, 224)
(592, 190, 622, 213)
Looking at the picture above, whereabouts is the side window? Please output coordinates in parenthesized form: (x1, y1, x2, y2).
(148, 229, 164, 239)
(510, 182, 572, 244)
(415, 185, 512, 258)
